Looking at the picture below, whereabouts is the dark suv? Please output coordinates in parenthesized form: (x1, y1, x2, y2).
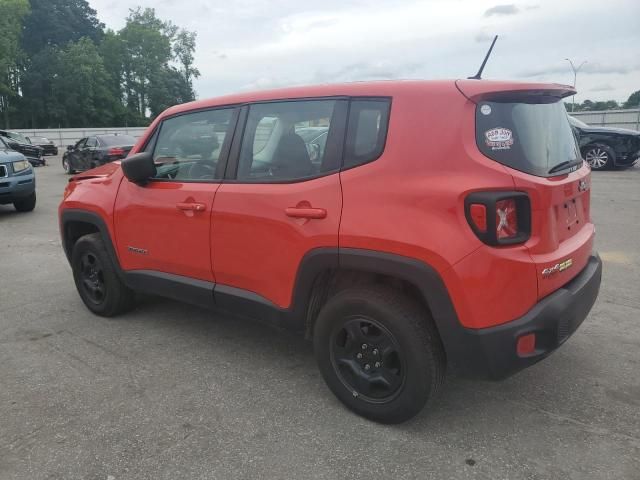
(0, 130, 45, 166)
(59, 80, 601, 423)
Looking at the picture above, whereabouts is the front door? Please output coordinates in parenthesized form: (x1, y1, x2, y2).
(212, 99, 347, 308)
(114, 107, 237, 282)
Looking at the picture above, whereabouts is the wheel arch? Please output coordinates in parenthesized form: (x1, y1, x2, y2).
(295, 248, 462, 362)
(60, 209, 122, 276)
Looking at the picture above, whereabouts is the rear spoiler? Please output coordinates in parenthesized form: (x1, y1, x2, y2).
(455, 79, 576, 103)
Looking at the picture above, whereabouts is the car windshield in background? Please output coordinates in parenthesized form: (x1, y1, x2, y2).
(476, 100, 581, 177)
(30, 136, 50, 143)
(99, 135, 136, 146)
(7, 132, 30, 144)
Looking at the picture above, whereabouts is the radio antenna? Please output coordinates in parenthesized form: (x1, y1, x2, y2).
(468, 35, 498, 80)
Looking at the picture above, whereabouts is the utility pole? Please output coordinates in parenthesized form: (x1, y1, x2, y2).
(565, 58, 587, 112)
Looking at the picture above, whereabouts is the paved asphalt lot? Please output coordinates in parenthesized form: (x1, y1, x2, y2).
(1, 156, 639, 480)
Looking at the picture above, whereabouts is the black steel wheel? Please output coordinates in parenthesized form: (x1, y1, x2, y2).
(330, 316, 406, 403)
(79, 251, 106, 305)
(314, 286, 445, 424)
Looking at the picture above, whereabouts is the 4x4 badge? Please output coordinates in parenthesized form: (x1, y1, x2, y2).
(542, 259, 573, 278)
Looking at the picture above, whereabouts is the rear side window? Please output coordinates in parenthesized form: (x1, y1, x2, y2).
(237, 100, 339, 182)
(344, 99, 391, 169)
(476, 100, 580, 177)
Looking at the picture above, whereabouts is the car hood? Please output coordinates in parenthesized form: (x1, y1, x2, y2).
(0, 149, 26, 163)
(69, 161, 121, 181)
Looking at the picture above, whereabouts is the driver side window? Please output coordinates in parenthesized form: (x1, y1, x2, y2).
(150, 108, 234, 181)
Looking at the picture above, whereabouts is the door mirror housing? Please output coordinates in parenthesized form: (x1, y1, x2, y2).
(121, 152, 156, 185)
(67, 145, 74, 151)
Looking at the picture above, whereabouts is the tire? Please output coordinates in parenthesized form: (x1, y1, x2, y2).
(62, 156, 75, 174)
(13, 192, 36, 212)
(71, 233, 135, 317)
(313, 286, 445, 424)
(584, 143, 614, 170)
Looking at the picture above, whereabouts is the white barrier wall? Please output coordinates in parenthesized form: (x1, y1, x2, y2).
(571, 109, 640, 131)
(12, 127, 148, 147)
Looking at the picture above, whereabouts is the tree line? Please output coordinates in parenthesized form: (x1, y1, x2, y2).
(0, 0, 200, 129)
(565, 91, 640, 113)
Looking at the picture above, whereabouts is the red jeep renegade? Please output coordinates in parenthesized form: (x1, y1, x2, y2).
(59, 79, 602, 423)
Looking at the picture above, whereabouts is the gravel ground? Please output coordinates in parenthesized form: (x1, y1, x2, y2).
(1, 156, 638, 480)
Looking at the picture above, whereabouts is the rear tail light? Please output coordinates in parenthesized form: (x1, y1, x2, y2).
(108, 147, 126, 157)
(465, 192, 531, 246)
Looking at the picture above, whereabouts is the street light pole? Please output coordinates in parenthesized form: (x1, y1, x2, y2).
(565, 58, 587, 112)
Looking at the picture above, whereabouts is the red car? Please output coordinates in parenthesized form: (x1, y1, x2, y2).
(59, 79, 602, 423)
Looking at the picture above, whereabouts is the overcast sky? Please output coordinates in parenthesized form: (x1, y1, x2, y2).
(90, 0, 640, 103)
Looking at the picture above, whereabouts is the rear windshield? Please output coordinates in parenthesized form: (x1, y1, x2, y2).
(476, 100, 580, 177)
(99, 135, 136, 146)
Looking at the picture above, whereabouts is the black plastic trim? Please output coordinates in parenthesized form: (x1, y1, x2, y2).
(124, 270, 215, 310)
(464, 191, 531, 246)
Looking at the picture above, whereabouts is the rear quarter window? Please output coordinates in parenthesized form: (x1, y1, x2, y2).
(343, 99, 391, 169)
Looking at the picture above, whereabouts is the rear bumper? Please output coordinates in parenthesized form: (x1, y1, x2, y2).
(449, 253, 602, 379)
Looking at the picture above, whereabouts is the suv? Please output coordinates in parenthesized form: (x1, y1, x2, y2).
(59, 80, 602, 423)
(0, 145, 36, 212)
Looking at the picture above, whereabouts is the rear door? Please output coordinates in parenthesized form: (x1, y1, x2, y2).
(474, 96, 594, 298)
(114, 107, 238, 281)
(211, 99, 347, 309)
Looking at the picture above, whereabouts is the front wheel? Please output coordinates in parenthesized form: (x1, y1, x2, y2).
(584, 144, 614, 170)
(71, 233, 136, 316)
(13, 192, 36, 212)
(313, 286, 445, 424)
(62, 156, 75, 174)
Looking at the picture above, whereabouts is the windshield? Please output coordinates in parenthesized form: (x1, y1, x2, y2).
(7, 131, 30, 144)
(99, 135, 136, 146)
(476, 100, 580, 177)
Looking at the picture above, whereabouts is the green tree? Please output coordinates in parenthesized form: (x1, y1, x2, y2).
(623, 90, 640, 109)
(21, 0, 103, 55)
(0, 0, 30, 128)
(174, 29, 200, 99)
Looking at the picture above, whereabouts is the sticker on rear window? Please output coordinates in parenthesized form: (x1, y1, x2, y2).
(480, 104, 492, 115)
(484, 127, 514, 150)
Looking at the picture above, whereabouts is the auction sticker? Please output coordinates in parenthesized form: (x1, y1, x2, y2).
(480, 104, 492, 115)
(485, 127, 514, 150)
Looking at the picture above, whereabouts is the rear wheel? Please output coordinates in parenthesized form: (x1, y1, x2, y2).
(13, 192, 36, 212)
(71, 233, 135, 316)
(313, 286, 445, 424)
(584, 144, 614, 170)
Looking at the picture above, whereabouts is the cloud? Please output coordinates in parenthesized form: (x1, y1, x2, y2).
(484, 4, 519, 16)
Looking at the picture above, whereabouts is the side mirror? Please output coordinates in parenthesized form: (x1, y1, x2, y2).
(67, 145, 74, 151)
(121, 152, 156, 185)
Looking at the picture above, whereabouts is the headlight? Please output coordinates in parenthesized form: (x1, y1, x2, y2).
(12, 159, 31, 173)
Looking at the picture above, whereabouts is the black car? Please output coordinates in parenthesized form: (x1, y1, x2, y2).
(62, 134, 137, 174)
(0, 130, 45, 166)
(26, 136, 58, 156)
(569, 116, 640, 170)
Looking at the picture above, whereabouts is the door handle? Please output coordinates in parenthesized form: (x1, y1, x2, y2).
(176, 202, 206, 212)
(285, 207, 327, 219)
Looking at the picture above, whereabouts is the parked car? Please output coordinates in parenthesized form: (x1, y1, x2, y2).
(0, 130, 45, 166)
(569, 116, 640, 170)
(62, 134, 136, 174)
(26, 136, 59, 156)
(59, 80, 601, 423)
(0, 145, 36, 212)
